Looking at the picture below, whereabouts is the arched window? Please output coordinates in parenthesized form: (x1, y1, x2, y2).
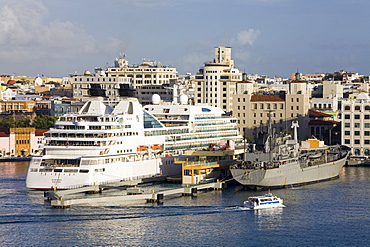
(345, 106, 350, 110)
(355, 106, 360, 110)
(365, 106, 370, 111)
(354, 149, 361, 155)
(364, 149, 370, 155)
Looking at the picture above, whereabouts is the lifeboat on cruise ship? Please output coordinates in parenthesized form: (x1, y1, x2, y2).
(137, 146, 148, 152)
(151, 144, 161, 150)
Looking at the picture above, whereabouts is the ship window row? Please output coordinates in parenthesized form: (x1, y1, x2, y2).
(59, 116, 124, 123)
(32, 168, 90, 173)
(165, 131, 239, 142)
(49, 132, 138, 138)
(40, 159, 80, 167)
(117, 149, 133, 154)
(194, 127, 237, 133)
(196, 121, 230, 126)
(144, 128, 189, 137)
(46, 140, 108, 146)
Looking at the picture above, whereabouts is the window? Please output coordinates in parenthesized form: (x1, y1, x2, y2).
(345, 123, 350, 128)
(354, 131, 360, 136)
(365, 115, 370, 119)
(345, 139, 350, 144)
(344, 115, 350, 119)
(355, 115, 360, 119)
(344, 131, 350, 135)
(365, 123, 370, 128)
(345, 106, 350, 110)
(355, 123, 360, 128)
(365, 131, 370, 136)
(365, 106, 370, 111)
(355, 106, 360, 110)
(355, 140, 360, 144)
(365, 140, 370, 144)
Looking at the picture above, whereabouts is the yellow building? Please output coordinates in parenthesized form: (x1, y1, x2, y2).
(9, 128, 35, 156)
(0, 100, 36, 113)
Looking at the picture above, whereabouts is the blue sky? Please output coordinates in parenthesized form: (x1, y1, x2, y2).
(1, 0, 369, 78)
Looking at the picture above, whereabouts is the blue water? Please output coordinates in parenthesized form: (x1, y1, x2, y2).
(0, 162, 369, 247)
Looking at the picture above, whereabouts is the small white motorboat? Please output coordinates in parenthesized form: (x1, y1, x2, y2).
(244, 193, 284, 209)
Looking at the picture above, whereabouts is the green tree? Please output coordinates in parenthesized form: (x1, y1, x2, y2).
(33, 115, 58, 129)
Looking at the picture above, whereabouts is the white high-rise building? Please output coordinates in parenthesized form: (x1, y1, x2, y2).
(194, 46, 242, 113)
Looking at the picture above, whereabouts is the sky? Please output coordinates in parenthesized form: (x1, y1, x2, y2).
(1, 0, 370, 78)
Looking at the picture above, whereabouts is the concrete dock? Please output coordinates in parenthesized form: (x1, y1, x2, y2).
(45, 181, 226, 208)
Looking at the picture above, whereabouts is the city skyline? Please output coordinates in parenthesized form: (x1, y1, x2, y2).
(1, 0, 369, 78)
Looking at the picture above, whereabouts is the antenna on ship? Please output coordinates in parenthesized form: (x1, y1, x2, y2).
(291, 120, 299, 142)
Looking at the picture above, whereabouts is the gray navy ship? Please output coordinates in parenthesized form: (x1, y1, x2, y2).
(230, 121, 350, 189)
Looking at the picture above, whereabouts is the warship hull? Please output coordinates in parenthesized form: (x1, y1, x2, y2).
(230, 154, 348, 189)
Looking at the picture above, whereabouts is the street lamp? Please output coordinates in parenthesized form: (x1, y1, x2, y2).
(329, 124, 337, 146)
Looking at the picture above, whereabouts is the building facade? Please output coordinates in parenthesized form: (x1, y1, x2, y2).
(70, 72, 132, 107)
(232, 80, 310, 140)
(194, 46, 242, 113)
(341, 93, 370, 156)
(0, 128, 46, 157)
(106, 54, 178, 88)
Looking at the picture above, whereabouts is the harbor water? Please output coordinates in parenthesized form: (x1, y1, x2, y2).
(0, 161, 369, 247)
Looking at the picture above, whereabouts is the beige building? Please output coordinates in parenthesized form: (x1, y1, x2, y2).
(106, 53, 178, 88)
(70, 72, 132, 107)
(322, 80, 343, 99)
(341, 93, 370, 156)
(232, 80, 310, 140)
(193, 46, 242, 113)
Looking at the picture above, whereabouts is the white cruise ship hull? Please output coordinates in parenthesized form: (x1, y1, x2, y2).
(230, 155, 348, 189)
(26, 156, 180, 190)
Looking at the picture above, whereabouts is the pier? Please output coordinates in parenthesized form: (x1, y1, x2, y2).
(45, 181, 227, 208)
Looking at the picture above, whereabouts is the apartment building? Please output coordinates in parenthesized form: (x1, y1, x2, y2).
(341, 93, 370, 156)
(232, 80, 310, 140)
(193, 46, 242, 113)
(106, 54, 178, 88)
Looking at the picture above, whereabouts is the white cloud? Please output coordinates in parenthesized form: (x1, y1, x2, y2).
(237, 29, 261, 46)
(0, 0, 96, 62)
(234, 50, 250, 62)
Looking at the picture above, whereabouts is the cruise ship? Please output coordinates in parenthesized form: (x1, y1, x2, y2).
(26, 94, 242, 190)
